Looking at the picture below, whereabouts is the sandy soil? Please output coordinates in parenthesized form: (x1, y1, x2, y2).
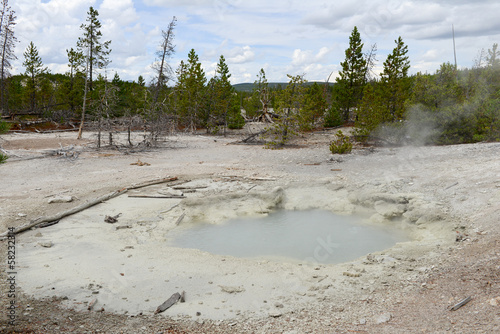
(0, 127, 499, 333)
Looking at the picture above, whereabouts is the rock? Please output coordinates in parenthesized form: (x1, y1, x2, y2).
(489, 297, 500, 306)
(274, 302, 284, 308)
(219, 285, 245, 294)
(38, 241, 53, 248)
(18, 213, 27, 217)
(375, 313, 392, 324)
(359, 318, 367, 325)
(35, 232, 43, 237)
(268, 310, 282, 317)
(48, 196, 74, 204)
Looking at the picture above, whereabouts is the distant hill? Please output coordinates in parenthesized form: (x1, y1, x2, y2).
(233, 82, 335, 92)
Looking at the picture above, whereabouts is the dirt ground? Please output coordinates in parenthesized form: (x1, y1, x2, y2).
(0, 127, 499, 333)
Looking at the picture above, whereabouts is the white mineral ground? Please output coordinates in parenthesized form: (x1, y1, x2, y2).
(0, 127, 499, 332)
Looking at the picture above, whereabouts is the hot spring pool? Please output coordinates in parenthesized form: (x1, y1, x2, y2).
(167, 210, 409, 264)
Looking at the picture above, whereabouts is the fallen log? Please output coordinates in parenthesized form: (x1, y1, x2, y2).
(0, 176, 179, 238)
(154, 292, 181, 314)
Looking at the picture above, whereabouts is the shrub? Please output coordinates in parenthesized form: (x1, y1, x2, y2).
(329, 130, 352, 154)
(324, 104, 344, 128)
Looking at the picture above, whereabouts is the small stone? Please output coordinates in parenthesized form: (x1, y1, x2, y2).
(219, 285, 245, 294)
(35, 232, 43, 237)
(268, 311, 282, 318)
(39, 241, 53, 248)
(375, 313, 392, 324)
(359, 318, 367, 325)
(489, 297, 500, 306)
(196, 311, 201, 316)
(274, 302, 284, 308)
(18, 213, 27, 217)
(48, 195, 73, 204)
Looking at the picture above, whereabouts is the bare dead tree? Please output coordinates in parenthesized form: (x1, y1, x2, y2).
(152, 16, 176, 103)
(364, 43, 378, 82)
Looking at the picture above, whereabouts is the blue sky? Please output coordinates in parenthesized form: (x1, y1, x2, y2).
(11, 0, 500, 84)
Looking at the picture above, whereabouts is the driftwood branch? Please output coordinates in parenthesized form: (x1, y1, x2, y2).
(450, 296, 472, 311)
(128, 194, 185, 199)
(0, 176, 179, 238)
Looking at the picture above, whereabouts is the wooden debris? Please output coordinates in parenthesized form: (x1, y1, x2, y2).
(180, 291, 186, 303)
(304, 163, 321, 166)
(128, 177, 178, 190)
(38, 220, 60, 228)
(88, 298, 98, 311)
(331, 168, 342, 171)
(130, 159, 150, 166)
(241, 129, 268, 143)
(245, 177, 276, 181)
(172, 185, 208, 190)
(175, 213, 186, 226)
(128, 194, 185, 199)
(154, 292, 181, 314)
(450, 296, 472, 311)
(104, 213, 121, 224)
(115, 225, 132, 230)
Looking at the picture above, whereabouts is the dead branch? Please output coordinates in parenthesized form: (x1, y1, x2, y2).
(128, 194, 185, 199)
(128, 177, 178, 190)
(450, 296, 472, 311)
(242, 129, 268, 143)
(175, 213, 185, 226)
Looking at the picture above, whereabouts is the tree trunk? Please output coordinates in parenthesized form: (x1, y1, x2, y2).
(77, 48, 90, 140)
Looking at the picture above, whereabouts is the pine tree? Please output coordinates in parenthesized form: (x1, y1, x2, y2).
(301, 82, 327, 130)
(65, 48, 84, 113)
(175, 49, 206, 131)
(23, 41, 47, 113)
(76, 6, 111, 138)
(379, 36, 411, 121)
(212, 55, 239, 135)
(77, 6, 111, 92)
(268, 74, 307, 147)
(335, 26, 367, 122)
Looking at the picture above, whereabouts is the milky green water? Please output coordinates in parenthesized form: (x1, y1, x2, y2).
(167, 210, 409, 264)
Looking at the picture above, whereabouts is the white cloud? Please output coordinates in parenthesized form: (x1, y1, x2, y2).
(227, 46, 255, 64)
